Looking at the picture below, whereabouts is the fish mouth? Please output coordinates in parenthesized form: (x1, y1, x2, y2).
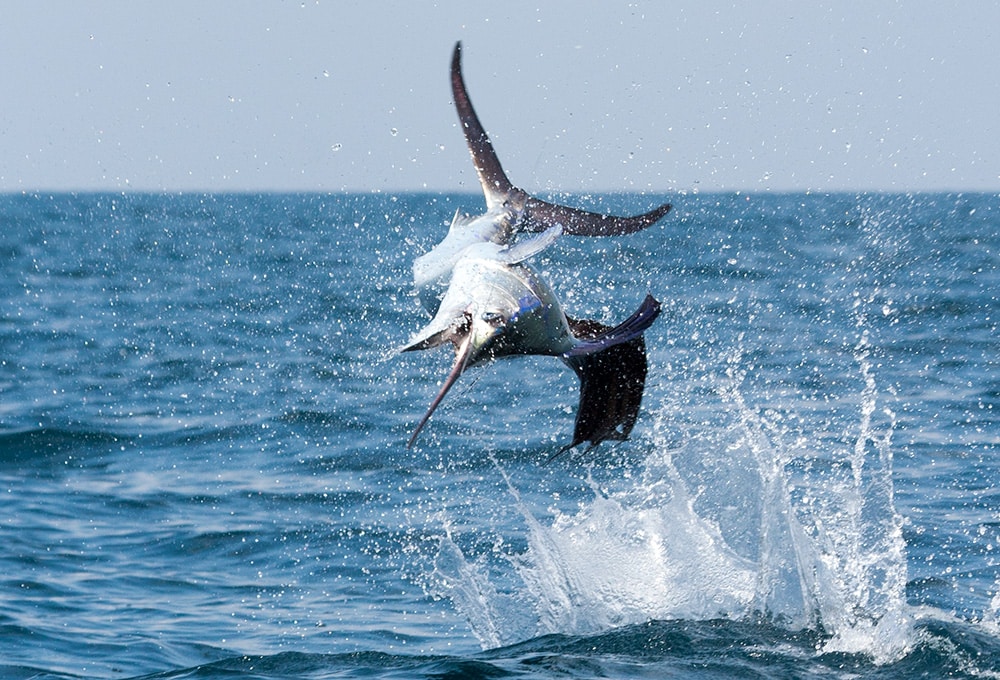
(406, 310, 508, 448)
(406, 325, 476, 449)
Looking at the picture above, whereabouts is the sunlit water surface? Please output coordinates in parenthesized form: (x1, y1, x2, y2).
(1, 192, 998, 678)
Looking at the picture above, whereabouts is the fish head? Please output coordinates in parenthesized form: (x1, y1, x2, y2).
(400, 300, 514, 448)
(402, 255, 556, 447)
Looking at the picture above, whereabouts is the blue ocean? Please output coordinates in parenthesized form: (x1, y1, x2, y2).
(1, 191, 998, 678)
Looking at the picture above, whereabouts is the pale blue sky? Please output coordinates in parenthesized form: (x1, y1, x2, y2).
(1, 1, 997, 193)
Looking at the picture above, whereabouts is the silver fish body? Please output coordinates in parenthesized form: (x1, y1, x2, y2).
(402, 244, 660, 450)
(401, 41, 668, 452)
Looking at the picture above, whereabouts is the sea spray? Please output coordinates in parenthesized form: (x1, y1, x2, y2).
(424, 351, 913, 661)
(430, 522, 507, 650)
(987, 586, 1000, 634)
(807, 333, 910, 662)
(720, 352, 823, 629)
(423, 449, 758, 647)
(503, 459, 757, 637)
(719, 336, 910, 661)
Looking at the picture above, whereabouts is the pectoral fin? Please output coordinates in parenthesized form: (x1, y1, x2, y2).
(399, 317, 454, 353)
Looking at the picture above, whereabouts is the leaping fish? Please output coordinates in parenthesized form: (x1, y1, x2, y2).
(402, 227, 660, 452)
(414, 42, 672, 314)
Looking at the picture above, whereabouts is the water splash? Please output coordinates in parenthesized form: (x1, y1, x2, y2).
(417, 197, 930, 661)
(424, 341, 912, 662)
(504, 457, 757, 637)
(987, 585, 1000, 635)
(429, 521, 508, 650)
(807, 333, 910, 661)
(428, 453, 758, 648)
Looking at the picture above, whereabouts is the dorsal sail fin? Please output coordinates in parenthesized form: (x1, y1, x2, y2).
(550, 294, 660, 458)
(563, 294, 660, 357)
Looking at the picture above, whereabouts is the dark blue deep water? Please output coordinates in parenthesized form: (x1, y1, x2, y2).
(1, 191, 998, 678)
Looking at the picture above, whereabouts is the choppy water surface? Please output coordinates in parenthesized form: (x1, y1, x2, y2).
(1, 192, 998, 678)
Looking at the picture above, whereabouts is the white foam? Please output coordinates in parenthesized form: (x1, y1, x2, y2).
(427, 345, 914, 663)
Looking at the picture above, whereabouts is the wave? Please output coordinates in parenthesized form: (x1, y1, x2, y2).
(4, 617, 987, 679)
(412, 334, 932, 667)
(0, 426, 126, 465)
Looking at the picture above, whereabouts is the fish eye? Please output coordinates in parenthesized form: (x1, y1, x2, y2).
(481, 311, 505, 326)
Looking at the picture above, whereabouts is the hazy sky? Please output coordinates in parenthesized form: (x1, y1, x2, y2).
(1, 2, 997, 193)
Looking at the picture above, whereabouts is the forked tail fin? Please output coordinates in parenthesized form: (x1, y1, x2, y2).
(522, 197, 672, 237)
(451, 41, 514, 209)
(451, 41, 671, 235)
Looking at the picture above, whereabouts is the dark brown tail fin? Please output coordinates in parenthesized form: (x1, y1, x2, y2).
(451, 41, 671, 235)
(451, 41, 514, 209)
(523, 197, 672, 237)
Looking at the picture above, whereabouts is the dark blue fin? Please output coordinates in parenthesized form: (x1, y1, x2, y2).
(563, 294, 661, 357)
(554, 328, 650, 457)
(552, 295, 660, 457)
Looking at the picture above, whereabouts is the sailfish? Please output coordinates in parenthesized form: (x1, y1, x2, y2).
(403, 42, 667, 452)
(414, 41, 672, 314)
(402, 227, 661, 451)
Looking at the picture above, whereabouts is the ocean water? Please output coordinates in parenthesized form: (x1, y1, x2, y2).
(0, 191, 997, 679)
